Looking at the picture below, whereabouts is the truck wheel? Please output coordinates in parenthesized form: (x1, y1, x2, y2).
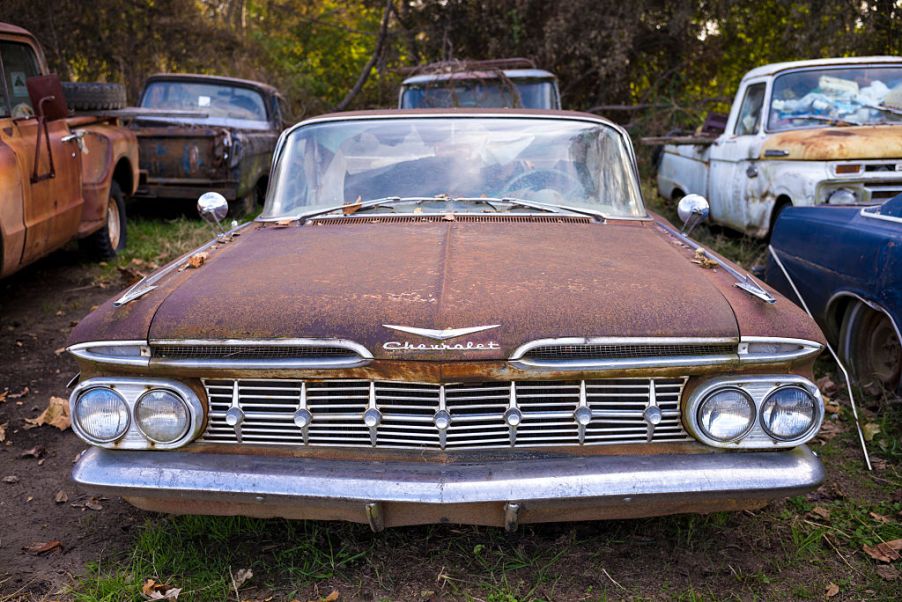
(62, 82, 127, 111)
(839, 302, 902, 394)
(81, 182, 127, 260)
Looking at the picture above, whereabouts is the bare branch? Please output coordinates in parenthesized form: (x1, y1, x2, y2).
(333, 0, 393, 112)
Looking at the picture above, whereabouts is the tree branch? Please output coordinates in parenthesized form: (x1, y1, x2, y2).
(333, 0, 393, 112)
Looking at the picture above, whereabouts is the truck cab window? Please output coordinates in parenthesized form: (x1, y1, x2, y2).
(734, 83, 765, 136)
(0, 41, 40, 117)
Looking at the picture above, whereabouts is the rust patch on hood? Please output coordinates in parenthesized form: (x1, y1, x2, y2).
(761, 125, 902, 160)
(145, 220, 740, 360)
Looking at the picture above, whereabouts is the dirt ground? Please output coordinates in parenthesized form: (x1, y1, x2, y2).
(0, 249, 145, 596)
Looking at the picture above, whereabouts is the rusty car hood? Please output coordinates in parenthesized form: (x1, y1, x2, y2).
(760, 125, 902, 160)
(143, 220, 740, 360)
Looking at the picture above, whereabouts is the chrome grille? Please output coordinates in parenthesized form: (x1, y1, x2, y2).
(864, 181, 902, 202)
(311, 215, 592, 225)
(521, 343, 736, 361)
(154, 344, 357, 360)
(201, 378, 690, 450)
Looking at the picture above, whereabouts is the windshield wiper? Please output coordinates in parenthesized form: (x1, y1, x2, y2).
(464, 197, 609, 220)
(788, 114, 862, 127)
(860, 102, 902, 118)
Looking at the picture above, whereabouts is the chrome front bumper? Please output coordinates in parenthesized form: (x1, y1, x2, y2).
(72, 446, 824, 530)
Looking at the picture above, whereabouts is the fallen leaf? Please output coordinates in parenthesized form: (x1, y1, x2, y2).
(117, 265, 145, 285)
(816, 376, 837, 396)
(862, 423, 881, 442)
(3, 475, 19, 484)
(233, 568, 253, 588)
(54, 347, 66, 356)
(186, 252, 208, 269)
(886, 539, 902, 551)
(273, 219, 294, 227)
(85, 497, 103, 511)
(870, 512, 892, 524)
(20, 446, 45, 459)
(142, 579, 160, 596)
(876, 564, 899, 581)
(691, 248, 718, 269)
(872, 458, 888, 470)
(0, 389, 6, 403)
(825, 582, 839, 598)
(824, 401, 841, 415)
(811, 506, 831, 520)
(54, 490, 68, 504)
(324, 591, 339, 602)
(25, 396, 70, 431)
(131, 258, 145, 266)
(8, 386, 29, 400)
(23, 540, 62, 555)
(863, 542, 901, 563)
(0, 422, 6, 442)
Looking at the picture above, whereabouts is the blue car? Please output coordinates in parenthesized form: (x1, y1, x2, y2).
(766, 195, 902, 393)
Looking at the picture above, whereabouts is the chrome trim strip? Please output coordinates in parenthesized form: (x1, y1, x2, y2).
(656, 221, 777, 304)
(149, 338, 373, 369)
(860, 205, 902, 225)
(67, 340, 151, 367)
(72, 445, 824, 509)
(510, 336, 739, 360)
(684, 374, 824, 449)
(114, 221, 253, 306)
(69, 377, 204, 450)
(737, 336, 824, 364)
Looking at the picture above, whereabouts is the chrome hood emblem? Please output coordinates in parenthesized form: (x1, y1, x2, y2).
(382, 324, 499, 341)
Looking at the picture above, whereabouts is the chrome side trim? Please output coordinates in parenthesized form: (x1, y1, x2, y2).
(657, 221, 777, 304)
(72, 445, 824, 509)
(114, 221, 252, 306)
(67, 340, 151, 367)
(826, 291, 902, 348)
(738, 336, 824, 364)
(684, 374, 824, 449)
(69, 377, 204, 450)
(860, 205, 902, 225)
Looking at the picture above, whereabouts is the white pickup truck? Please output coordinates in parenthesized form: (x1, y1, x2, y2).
(654, 56, 902, 237)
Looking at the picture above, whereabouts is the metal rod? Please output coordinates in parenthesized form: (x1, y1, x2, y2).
(767, 245, 871, 470)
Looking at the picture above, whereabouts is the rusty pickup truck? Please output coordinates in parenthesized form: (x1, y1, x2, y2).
(654, 57, 902, 237)
(132, 74, 287, 213)
(0, 23, 138, 279)
(68, 109, 827, 530)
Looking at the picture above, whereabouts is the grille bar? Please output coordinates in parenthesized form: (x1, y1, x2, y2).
(202, 378, 691, 450)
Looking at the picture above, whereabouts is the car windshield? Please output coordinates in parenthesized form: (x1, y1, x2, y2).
(401, 79, 556, 109)
(263, 117, 645, 218)
(768, 65, 902, 131)
(141, 80, 267, 121)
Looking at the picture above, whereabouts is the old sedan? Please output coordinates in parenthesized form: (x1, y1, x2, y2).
(67, 109, 827, 530)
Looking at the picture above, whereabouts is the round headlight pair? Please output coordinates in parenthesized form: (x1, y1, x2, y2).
(74, 387, 190, 444)
(697, 385, 817, 443)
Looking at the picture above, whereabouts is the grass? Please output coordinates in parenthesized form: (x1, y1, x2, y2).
(64, 191, 902, 601)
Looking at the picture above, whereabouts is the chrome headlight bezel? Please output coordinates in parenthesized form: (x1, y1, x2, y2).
(69, 378, 204, 450)
(759, 385, 821, 442)
(695, 386, 756, 442)
(134, 388, 192, 444)
(685, 374, 823, 449)
(72, 386, 131, 444)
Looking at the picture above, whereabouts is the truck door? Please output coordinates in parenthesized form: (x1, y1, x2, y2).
(0, 39, 81, 266)
(707, 81, 767, 232)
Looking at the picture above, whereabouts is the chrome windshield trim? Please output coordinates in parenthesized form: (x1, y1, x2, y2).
(656, 221, 777, 304)
(148, 338, 374, 370)
(67, 340, 151, 367)
(114, 221, 253, 307)
(738, 336, 824, 364)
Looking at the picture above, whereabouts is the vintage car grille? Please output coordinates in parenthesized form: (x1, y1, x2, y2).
(153, 344, 356, 360)
(521, 342, 736, 361)
(311, 215, 592, 225)
(864, 180, 902, 202)
(201, 378, 691, 450)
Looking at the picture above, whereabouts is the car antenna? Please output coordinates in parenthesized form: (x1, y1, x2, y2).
(768, 245, 872, 470)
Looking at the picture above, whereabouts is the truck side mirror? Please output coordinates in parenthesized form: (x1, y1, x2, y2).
(197, 192, 229, 237)
(677, 194, 709, 235)
(26, 74, 68, 121)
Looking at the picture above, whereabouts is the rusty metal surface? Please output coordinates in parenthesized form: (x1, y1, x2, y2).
(760, 125, 902, 161)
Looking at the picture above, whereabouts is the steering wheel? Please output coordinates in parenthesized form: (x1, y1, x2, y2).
(498, 168, 583, 198)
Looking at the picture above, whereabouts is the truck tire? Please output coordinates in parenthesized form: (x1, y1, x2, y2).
(80, 181, 127, 260)
(62, 82, 127, 111)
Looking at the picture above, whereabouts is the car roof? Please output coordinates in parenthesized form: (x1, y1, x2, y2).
(0, 22, 34, 37)
(402, 69, 557, 86)
(295, 108, 620, 131)
(144, 73, 280, 96)
(742, 56, 902, 80)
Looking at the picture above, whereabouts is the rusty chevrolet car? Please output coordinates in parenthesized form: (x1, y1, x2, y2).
(132, 73, 287, 213)
(67, 109, 828, 530)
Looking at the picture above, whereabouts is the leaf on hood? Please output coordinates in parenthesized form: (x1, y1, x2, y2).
(185, 252, 209, 270)
(25, 396, 70, 431)
(342, 196, 363, 215)
(23, 540, 62, 555)
(825, 582, 839, 598)
(691, 248, 718, 269)
(863, 542, 900, 563)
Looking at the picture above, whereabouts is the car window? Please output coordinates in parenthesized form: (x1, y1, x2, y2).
(734, 83, 766, 135)
(0, 41, 41, 118)
(141, 80, 268, 121)
(401, 79, 556, 109)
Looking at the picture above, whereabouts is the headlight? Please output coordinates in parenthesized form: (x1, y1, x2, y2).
(760, 386, 817, 440)
(135, 389, 190, 443)
(697, 388, 755, 441)
(74, 387, 130, 442)
(826, 188, 857, 205)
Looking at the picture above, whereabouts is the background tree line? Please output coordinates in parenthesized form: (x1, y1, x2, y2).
(1, 0, 899, 134)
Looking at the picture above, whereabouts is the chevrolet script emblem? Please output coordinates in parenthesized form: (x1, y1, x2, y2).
(382, 324, 501, 352)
